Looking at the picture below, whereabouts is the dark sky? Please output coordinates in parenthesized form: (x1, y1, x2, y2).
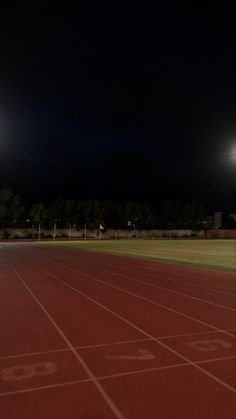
(0, 3, 235, 212)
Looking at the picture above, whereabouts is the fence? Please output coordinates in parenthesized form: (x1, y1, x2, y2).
(1, 228, 235, 240)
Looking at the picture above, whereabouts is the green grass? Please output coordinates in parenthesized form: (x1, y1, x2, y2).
(39, 239, 236, 272)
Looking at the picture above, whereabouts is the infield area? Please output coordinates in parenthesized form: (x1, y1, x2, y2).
(0, 241, 235, 418)
(43, 239, 236, 271)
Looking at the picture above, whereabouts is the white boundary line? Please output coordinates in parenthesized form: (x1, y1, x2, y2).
(0, 377, 92, 397)
(11, 247, 236, 340)
(53, 257, 236, 312)
(53, 252, 236, 297)
(6, 241, 236, 281)
(0, 353, 235, 398)
(18, 259, 236, 394)
(128, 256, 236, 280)
(5, 247, 236, 339)
(7, 262, 124, 419)
(1, 329, 235, 361)
(37, 260, 236, 338)
(47, 244, 236, 281)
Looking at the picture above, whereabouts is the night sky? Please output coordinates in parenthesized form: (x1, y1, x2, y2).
(0, 3, 235, 212)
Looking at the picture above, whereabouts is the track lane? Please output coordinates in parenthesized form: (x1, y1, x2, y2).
(51, 256, 235, 312)
(5, 260, 125, 419)
(28, 251, 236, 333)
(101, 366, 236, 419)
(0, 247, 125, 417)
(53, 252, 236, 305)
(0, 259, 66, 357)
(7, 246, 236, 393)
(37, 245, 236, 296)
(39, 244, 236, 287)
(1, 243, 235, 419)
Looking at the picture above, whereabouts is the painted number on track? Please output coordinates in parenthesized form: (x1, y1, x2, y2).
(187, 339, 232, 352)
(1, 362, 57, 382)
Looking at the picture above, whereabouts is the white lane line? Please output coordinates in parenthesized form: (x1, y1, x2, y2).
(99, 354, 236, 377)
(1, 329, 234, 361)
(1, 355, 235, 398)
(49, 245, 236, 284)
(5, 248, 236, 339)
(153, 329, 236, 341)
(19, 249, 235, 338)
(197, 355, 236, 364)
(7, 262, 124, 419)
(0, 377, 92, 397)
(33, 265, 236, 394)
(53, 253, 236, 297)
(39, 262, 235, 338)
(0, 338, 151, 360)
(53, 258, 236, 312)
(134, 260, 236, 281)
(33, 243, 234, 304)
(13, 246, 236, 338)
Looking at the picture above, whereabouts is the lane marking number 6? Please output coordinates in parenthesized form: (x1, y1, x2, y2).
(187, 339, 232, 352)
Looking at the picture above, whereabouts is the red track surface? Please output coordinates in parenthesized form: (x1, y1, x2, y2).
(0, 242, 235, 418)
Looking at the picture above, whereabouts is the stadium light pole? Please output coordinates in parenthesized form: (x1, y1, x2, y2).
(38, 223, 41, 241)
(26, 219, 30, 232)
(84, 223, 87, 240)
(99, 224, 104, 240)
(133, 218, 138, 230)
(53, 221, 56, 241)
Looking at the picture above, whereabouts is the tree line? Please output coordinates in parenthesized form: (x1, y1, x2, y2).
(0, 188, 212, 230)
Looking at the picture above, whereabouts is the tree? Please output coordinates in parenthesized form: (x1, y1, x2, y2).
(108, 202, 124, 229)
(142, 203, 156, 229)
(29, 203, 48, 226)
(221, 213, 236, 229)
(157, 200, 205, 229)
(65, 200, 76, 227)
(48, 199, 65, 228)
(0, 189, 25, 228)
(158, 200, 181, 229)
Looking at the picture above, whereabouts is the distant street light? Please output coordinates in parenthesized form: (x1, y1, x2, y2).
(133, 218, 138, 230)
(68, 223, 71, 240)
(53, 221, 56, 240)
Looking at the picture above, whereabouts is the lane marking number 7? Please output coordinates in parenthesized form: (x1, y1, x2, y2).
(105, 349, 156, 360)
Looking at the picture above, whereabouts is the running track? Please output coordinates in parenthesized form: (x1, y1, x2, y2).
(0, 242, 235, 418)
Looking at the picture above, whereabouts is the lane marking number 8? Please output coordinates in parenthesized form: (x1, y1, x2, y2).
(1, 362, 57, 381)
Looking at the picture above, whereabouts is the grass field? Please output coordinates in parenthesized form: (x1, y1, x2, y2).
(40, 239, 236, 272)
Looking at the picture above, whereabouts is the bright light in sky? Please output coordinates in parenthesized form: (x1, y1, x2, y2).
(0, 112, 13, 159)
(230, 143, 236, 166)
(220, 140, 236, 172)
